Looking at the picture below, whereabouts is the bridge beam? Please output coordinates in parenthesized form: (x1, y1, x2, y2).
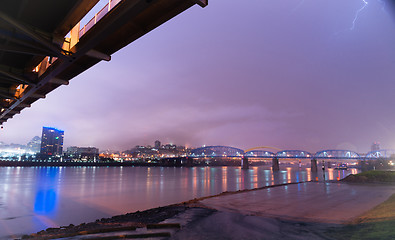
(85, 49, 111, 61)
(272, 157, 279, 171)
(0, 66, 36, 86)
(194, 0, 208, 8)
(0, 10, 68, 60)
(311, 159, 317, 172)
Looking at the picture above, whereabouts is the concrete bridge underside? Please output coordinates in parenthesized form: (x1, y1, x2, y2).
(0, 0, 207, 124)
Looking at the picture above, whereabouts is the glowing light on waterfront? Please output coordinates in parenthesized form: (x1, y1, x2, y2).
(222, 166, 227, 191)
(253, 167, 258, 189)
(192, 167, 197, 196)
(286, 167, 292, 183)
(328, 168, 334, 180)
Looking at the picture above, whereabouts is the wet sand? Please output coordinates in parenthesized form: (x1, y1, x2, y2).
(200, 181, 395, 223)
(21, 181, 395, 239)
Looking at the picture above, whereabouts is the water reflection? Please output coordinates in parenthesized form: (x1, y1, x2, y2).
(222, 167, 227, 191)
(0, 166, 359, 238)
(328, 168, 334, 180)
(252, 167, 258, 189)
(307, 168, 311, 181)
(286, 167, 292, 183)
(34, 168, 58, 214)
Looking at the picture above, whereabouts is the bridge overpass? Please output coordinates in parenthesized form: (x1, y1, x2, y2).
(0, 0, 207, 125)
(189, 146, 366, 160)
(188, 146, 395, 170)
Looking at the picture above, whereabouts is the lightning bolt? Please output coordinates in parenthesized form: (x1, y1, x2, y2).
(292, 0, 305, 12)
(377, 0, 386, 12)
(350, 0, 368, 30)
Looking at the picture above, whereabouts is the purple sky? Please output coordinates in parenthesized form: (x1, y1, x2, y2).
(1, 0, 395, 153)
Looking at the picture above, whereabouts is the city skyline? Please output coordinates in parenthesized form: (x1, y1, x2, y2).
(1, 0, 395, 152)
(40, 127, 64, 157)
(0, 130, 387, 155)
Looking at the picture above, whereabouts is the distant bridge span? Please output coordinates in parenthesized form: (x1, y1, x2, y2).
(365, 149, 395, 159)
(188, 145, 395, 170)
(0, 0, 207, 124)
(244, 146, 282, 152)
(188, 146, 368, 160)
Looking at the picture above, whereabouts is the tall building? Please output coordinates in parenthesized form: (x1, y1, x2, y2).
(154, 140, 161, 149)
(40, 127, 64, 157)
(27, 136, 41, 153)
(371, 142, 380, 151)
(66, 146, 99, 160)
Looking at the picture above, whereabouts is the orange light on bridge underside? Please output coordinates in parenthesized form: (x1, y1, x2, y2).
(32, 56, 55, 77)
(15, 84, 29, 98)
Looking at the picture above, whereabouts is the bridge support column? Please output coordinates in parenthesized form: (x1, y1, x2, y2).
(185, 157, 193, 167)
(359, 160, 371, 172)
(242, 156, 249, 169)
(311, 159, 317, 172)
(272, 157, 279, 171)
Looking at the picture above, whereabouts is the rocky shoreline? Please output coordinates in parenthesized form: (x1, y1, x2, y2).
(21, 205, 199, 239)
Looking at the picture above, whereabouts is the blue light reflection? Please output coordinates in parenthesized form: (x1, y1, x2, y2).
(33, 167, 59, 214)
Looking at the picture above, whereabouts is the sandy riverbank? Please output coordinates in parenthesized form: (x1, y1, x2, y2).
(19, 180, 395, 240)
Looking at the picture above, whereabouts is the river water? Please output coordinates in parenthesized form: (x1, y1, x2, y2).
(0, 165, 358, 238)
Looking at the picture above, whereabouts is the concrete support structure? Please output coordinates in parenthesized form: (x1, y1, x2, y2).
(241, 156, 249, 169)
(272, 157, 279, 171)
(359, 160, 367, 171)
(186, 157, 193, 167)
(311, 159, 318, 172)
(359, 160, 376, 172)
(321, 160, 326, 181)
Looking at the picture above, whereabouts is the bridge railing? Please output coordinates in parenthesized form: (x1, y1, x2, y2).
(31, 0, 123, 81)
(79, 0, 122, 38)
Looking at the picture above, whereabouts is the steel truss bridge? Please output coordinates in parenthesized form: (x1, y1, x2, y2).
(0, 0, 207, 124)
(189, 146, 395, 161)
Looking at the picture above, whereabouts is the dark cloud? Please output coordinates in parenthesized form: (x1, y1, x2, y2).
(1, 0, 395, 153)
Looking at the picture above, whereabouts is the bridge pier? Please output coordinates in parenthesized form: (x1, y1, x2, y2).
(311, 159, 317, 172)
(242, 156, 249, 169)
(185, 157, 193, 167)
(272, 157, 279, 171)
(359, 160, 374, 172)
